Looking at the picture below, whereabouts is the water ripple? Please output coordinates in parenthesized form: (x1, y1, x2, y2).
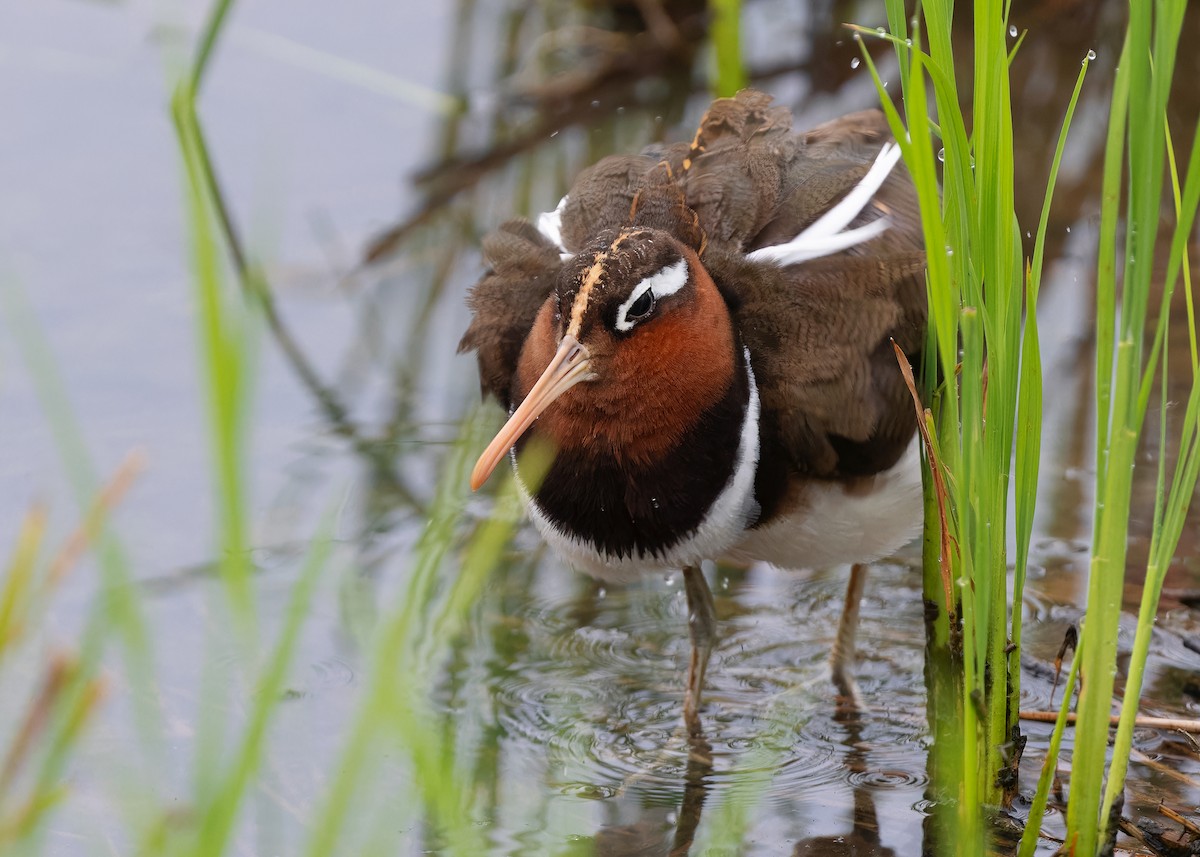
(490, 562, 931, 805)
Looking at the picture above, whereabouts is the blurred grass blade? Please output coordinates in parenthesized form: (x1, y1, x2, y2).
(709, 0, 745, 96)
(234, 27, 460, 115)
(172, 0, 261, 627)
(303, 410, 494, 857)
(0, 508, 47, 660)
(190, 510, 335, 857)
(0, 279, 163, 788)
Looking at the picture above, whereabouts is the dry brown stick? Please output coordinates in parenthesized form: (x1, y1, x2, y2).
(1018, 710, 1200, 733)
(1158, 804, 1200, 836)
(0, 653, 72, 798)
(46, 450, 145, 588)
(1114, 817, 1152, 852)
(1049, 625, 1078, 706)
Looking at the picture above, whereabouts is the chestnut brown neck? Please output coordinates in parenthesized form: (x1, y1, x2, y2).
(515, 250, 736, 467)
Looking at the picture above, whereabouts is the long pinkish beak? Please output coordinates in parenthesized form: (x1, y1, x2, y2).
(470, 335, 593, 491)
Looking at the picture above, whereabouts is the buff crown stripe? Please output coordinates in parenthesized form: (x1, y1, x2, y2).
(566, 230, 636, 339)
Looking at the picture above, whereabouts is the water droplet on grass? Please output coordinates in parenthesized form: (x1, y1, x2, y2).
(1087, 49, 1097, 61)
(850, 57, 860, 69)
(1009, 25, 1018, 37)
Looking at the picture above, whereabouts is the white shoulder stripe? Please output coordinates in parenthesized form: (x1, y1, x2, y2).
(746, 141, 901, 267)
(536, 195, 567, 248)
(614, 258, 688, 332)
(536, 195, 576, 261)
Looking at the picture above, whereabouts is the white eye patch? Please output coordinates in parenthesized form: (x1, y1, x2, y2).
(614, 258, 689, 332)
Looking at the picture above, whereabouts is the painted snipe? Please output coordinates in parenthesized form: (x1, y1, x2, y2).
(460, 90, 926, 735)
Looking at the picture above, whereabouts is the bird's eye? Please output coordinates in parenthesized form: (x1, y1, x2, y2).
(626, 289, 654, 320)
(614, 259, 686, 332)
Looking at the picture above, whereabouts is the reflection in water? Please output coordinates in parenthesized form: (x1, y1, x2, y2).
(791, 713, 897, 857)
(591, 735, 711, 856)
(585, 709, 907, 856)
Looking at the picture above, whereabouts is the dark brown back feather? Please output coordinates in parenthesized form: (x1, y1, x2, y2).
(457, 219, 563, 407)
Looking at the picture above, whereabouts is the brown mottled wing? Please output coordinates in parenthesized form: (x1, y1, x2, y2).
(559, 90, 800, 252)
(712, 109, 927, 477)
(669, 90, 798, 247)
(558, 96, 899, 257)
(458, 219, 563, 408)
(715, 251, 925, 477)
(748, 109, 907, 250)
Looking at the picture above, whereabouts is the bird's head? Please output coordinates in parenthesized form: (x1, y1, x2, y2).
(469, 226, 736, 490)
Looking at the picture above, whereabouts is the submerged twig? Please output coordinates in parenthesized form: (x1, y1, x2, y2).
(1130, 749, 1200, 790)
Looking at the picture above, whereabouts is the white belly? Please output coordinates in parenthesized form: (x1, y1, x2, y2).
(726, 440, 924, 570)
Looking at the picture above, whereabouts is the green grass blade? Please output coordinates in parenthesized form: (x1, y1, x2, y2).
(1099, 82, 1200, 834)
(708, 0, 745, 96)
(1010, 52, 1089, 733)
(1016, 652, 1081, 856)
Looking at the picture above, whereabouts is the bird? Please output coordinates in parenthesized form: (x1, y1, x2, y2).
(459, 90, 926, 736)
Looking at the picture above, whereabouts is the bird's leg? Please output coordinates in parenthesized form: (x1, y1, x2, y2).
(681, 564, 717, 738)
(831, 563, 868, 710)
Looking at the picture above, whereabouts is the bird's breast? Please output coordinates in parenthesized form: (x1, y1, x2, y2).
(513, 349, 763, 583)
